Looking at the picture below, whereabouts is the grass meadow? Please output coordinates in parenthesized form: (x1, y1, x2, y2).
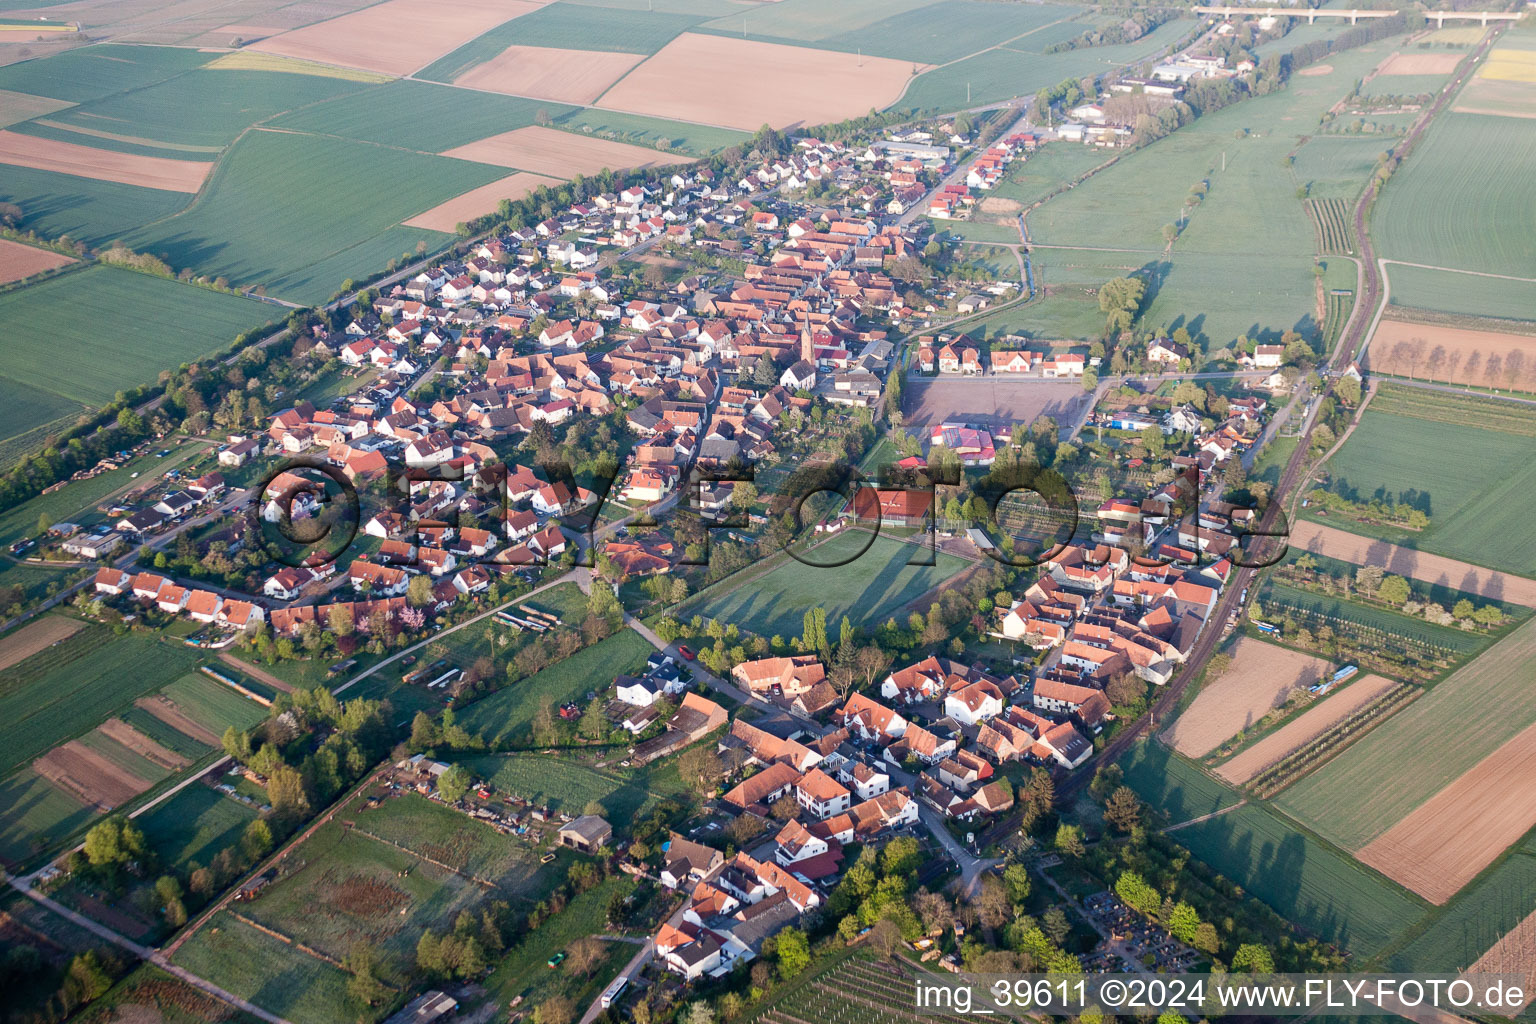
(172, 910, 353, 1024)
(0, 267, 274, 408)
(136, 783, 257, 874)
(687, 531, 968, 638)
(128, 130, 503, 304)
(1374, 112, 1536, 277)
(458, 629, 655, 746)
(1275, 616, 1536, 850)
(462, 751, 691, 820)
(1308, 409, 1536, 575)
(1293, 135, 1390, 200)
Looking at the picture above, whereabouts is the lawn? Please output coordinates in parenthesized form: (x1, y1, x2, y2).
(127, 130, 505, 304)
(1384, 262, 1536, 322)
(1373, 111, 1536, 277)
(483, 875, 636, 1013)
(25, 68, 373, 149)
(461, 752, 688, 821)
(458, 630, 655, 747)
(0, 625, 202, 775)
(1170, 797, 1423, 957)
(1307, 408, 1536, 575)
(686, 531, 969, 638)
(135, 783, 257, 874)
(0, 43, 209, 104)
(172, 911, 354, 1024)
(421, 3, 706, 82)
(0, 164, 191, 246)
(0, 767, 97, 866)
(345, 791, 554, 893)
(0, 267, 275, 408)
(1275, 615, 1536, 850)
(268, 80, 578, 152)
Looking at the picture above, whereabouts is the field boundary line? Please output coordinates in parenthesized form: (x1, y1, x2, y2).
(348, 822, 528, 897)
(226, 910, 344, 968)
(1163, 800, 1247, 832)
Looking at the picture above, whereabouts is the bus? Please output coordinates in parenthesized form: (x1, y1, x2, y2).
(600, 977, 628, 1009)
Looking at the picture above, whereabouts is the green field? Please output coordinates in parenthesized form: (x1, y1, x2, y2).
(162, 672, 270, 736)
(0, 767, 97, 866)
(0, 625, 202, 775)
(551, 107, 749, 157)
(119, 706, 213, 760)
(459, 629, 655, 746)
(343, 792, 555, 890)
(0, 44, 209, 104)
(896, 19, 1193, 113)
(20, 68, 373, 149)
(0, 267, 274, 409)
(975, 247, 1145, 340)
(172, 911, 354, 1024)
(1360, 73, 1448, 98)
(1171, 797, 1423, 956)
(128, 130, 503, 304)
(687, 531, 968, 638)
(136, 783, 258, 873)
(1384, 262, 1536, 322)
(268, 80, 578, 152)
(1118, 739, 1244, 824)
(1374, 112, 1536, 277)
(1275, 615, 1536, 850)
(1386, 839, 1536, 972)
(1308, 408, 1536, 574)
(1123, 743, 1422, 957)
(698, 0, 1086, 64)
(0, 163, 192, 246)
(1141, 250, 1322, 350)
(1293, 136, 1391, 199)
(422, 3, 705, 82)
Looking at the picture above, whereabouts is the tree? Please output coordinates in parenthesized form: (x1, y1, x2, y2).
(407, 573, 433, 608)
(1453, 598, 1476, 620)
(776, 926, 811, 978)
(268, 764, 310, 823)
(1104, 786, 1142, 832)
(1354, 564, 1384, 598)
(567, 936, 605, 976)
(580, 698, 609, 742)
(327, 602, 355, 637)
(676, 745, 723, 800)
(882, 836, 922, 877)
(1043, 906, 1071, 945)
(1378, 574, 1411, 606)
(1002, 862, 1032, 903)
(83, 819, 122, 869)
(1231, 943, 1275, 973)
(535, 994, 576, 1024)
(344, 944, 390, 1008)
(1105, 670, 1143, 707)
(1168, 901, 1201, 943)
(437, 764, 472, 803)
(240, 818, 273, 861)
(1054, 823, 1085, 858)
(684, 1002, 716, 1024)
(1098, 276, 1146, 334)
(974, 873, 1012, 930)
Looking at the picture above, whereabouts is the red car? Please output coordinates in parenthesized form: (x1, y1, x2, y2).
(677, 644, 696, 661)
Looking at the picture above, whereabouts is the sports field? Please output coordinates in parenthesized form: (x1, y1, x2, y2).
(1373, 112, 1536, 277)
(687, 531, 969, 639)
(0, 266, 273, 412)
(1275, 615, 1536, 851)
(1309, 407, 1536, 575)
(128, 130, 503, 304)
(458, 629, 654, 746)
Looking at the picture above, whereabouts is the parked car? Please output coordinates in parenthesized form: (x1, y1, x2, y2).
(678, 645, 696, 661)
